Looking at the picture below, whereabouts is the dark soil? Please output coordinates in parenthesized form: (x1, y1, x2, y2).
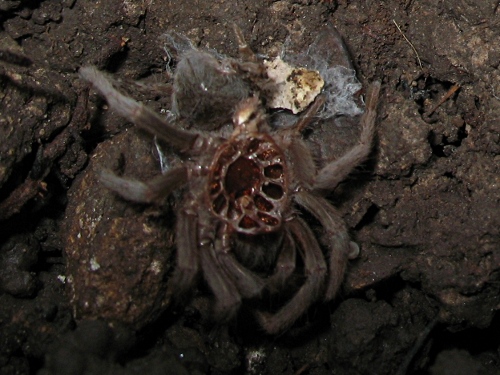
(1, 1, 499, 374)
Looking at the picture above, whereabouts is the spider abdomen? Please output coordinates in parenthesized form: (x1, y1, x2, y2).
(207, 133, 288, 235)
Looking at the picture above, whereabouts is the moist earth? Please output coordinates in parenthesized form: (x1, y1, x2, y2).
(1, 1, 499, 374)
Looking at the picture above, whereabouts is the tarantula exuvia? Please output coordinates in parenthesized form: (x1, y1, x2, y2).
(80, 27, 380, 334)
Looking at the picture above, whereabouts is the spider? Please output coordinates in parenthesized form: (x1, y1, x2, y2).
(79, 27, 380, 334)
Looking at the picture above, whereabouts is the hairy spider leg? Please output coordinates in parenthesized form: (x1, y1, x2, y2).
(214, 224, 265, 299)
(80, 66, 201, 152)
(295, 191, 357, 301)
(98, 166, 188, 203)
(257, 217, 327, 334)
(275, 94, 327, 189)
(267, 230, 297, 291)
(166, 207, 201, 300)
(313, 81, 381, 192)
(199, 236, 242, 320)
(292, 94, 327, 133)
(232, 24, 258, 63)
(231, 24, 267, 77)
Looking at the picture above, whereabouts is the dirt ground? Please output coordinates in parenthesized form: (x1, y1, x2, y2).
(1, 0, 499, 374)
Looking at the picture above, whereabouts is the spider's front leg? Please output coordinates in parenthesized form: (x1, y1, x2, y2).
(80, 66, 206, 153)
(313, 81, 381, 192)
(231, 24, 267, 78)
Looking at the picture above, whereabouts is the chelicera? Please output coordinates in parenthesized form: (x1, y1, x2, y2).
(80, 26, 380, 334)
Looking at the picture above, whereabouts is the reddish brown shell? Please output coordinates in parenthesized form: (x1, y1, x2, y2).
(207, 133, 288, 235)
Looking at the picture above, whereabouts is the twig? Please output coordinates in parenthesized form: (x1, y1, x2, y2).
(426, 83, 461, 115)
(393, 19, 423, 70)
(396, 315, 439, 375)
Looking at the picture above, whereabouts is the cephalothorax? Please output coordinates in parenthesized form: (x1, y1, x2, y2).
(80, 27, 380, 334)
